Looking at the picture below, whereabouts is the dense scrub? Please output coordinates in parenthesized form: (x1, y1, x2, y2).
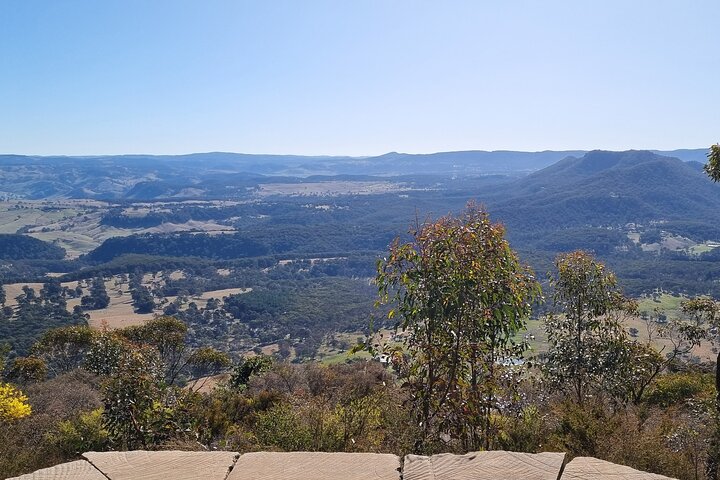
(0, 349, 713, 479)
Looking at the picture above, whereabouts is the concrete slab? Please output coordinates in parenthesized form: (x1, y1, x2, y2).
(562, 457, 677, 479)
(226, 452, 401, 480)
(7, 460, 106, 480)
(403, 451, 566, 480)
(82, 450, 238, 480)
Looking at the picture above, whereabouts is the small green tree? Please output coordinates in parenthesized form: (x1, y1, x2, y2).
(81, 277, 110, 310)
(120, 316, 189, 385)
(229, 355, 273, 390)
(32, 325, 96, 375)
(543, 251, 639, 405)
(101, 345, 161, 449)
(704, 144, 720, 181)
(186, 347, 231, 391)
(377, 204, 540, 452)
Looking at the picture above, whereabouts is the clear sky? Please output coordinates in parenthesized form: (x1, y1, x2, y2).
(0, 1, 718, 156)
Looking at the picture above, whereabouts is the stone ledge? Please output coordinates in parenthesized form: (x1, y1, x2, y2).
(7, 450, 678, 480)
(403, 451, 566, 480)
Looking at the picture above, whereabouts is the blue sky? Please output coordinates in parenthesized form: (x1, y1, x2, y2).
(0, 1, 718, 156)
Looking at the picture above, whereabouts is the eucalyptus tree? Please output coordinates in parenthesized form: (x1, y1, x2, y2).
(376, 204, 540, 452)
(543, 251, 641, 405)
(704, 143, 720, 181)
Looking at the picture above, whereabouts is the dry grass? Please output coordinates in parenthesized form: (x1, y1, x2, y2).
(187, 373, 231, 393)
(168, 270, 185, 280)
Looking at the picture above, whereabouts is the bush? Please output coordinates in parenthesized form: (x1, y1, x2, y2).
(46, 408, 109, 456)
(644, 372, 714, 407)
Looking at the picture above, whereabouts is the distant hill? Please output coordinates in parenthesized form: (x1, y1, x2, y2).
(0, 148, 710, 202)
(0, 150, 591, 200)
(489, 150, 720, 229)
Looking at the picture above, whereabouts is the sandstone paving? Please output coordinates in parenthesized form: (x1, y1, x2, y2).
(403, 450, 566, 480)
(562, 456, 678, 479)
(7, 460, 107, 480)
(82, 450, 239, 480)
(9, 450, 685, 479)
(226, 451, 401, 480)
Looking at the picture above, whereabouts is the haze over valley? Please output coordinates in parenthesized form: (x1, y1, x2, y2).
(1, 148, 719, 359)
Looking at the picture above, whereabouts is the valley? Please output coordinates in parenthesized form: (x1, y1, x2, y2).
(1, 149, 720, 365)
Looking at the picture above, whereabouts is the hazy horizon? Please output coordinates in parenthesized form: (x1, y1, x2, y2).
(0, 146, 711, 159)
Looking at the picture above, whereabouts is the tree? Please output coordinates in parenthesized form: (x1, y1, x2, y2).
(704, 144, 720, 181)
(700, 142, 720, 479)
(376, 204, 540, 452)
(679, 297, 720, 479)
(81, 277, 110, 310)
(131, 285, 155, 313)
(229, 355, 273, 390)
(186, 347, 231, 391)
(101, 346, 162, 449)
(32, 325, 95, 375)
(120, 316, 189, 385)
(543, 251, 646, 405)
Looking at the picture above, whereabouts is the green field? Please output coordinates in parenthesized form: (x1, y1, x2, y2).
(637, 292, 689, 319)
(688, 242, 720, 255)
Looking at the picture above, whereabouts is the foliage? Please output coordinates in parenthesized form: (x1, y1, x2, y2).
(32, 325, 95, 375)
(6, 356, 48, 384)
(0, 234, 65, 260)
(46, 408, 109, 456)
(0, 382, 31, 421)
(82, 317, 229, 449)
(543, 251, 644, 404)
(229, 355, 273, 390)
(704, 144, 720, 182)
(100, 345, 162, 449)
(186, 347, 231, 390)
(81, 277, 110, 310)
(0, 370, 102, 478)
(120, 316, 189, 385)
(84, 330, 131, 376)
(249, 361, 409, 453)
(376, 204, 540, 451)
(645, 372, 715, 407)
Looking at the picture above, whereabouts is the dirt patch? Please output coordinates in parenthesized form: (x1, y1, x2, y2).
(168, 270, 185, 280)
(187, 373, 231, 393)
